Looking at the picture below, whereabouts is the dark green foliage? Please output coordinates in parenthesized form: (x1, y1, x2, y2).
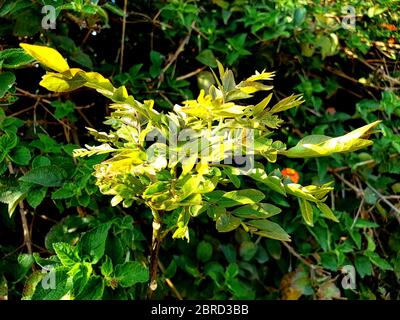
(0, 0, 399, 300)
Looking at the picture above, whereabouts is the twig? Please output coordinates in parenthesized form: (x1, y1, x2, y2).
(332, 172, 363, 196)
(7, 163, 32, 255)
(365, 182, 400, 218)
(157, 21, 195, 87)
(147, 211, 163, 300)
(176, 66, 206, 81)
(119, 0, 128, 73)
(329, 153, 400, 173)
(281, 241, 316, 270)
(350, 198, 365, 229)
(158, 260, 183, 300)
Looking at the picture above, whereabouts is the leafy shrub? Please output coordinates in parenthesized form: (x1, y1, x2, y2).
(0, 0, 399, 300)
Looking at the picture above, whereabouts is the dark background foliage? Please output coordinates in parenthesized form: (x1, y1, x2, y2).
(0, 0, 399, 300)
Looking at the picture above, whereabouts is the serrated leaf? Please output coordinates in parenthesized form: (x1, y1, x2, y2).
(79, 224, 111, 264)
(0, 183, 30, 217)
(53, 242, 80, 267)
(26, 187, 47, 208)
(0, 71, 16, 98)
(19, 165, 67, 187)
(31, 268, 71, 300)
(51, 185, 75, 200)
(101, 256, 113, 277)
(10, 146, 31, 166)
(0, 48, 34, 68)
(355, 255, 373, 278)
(115, 261, 149, 287)
(75, 276, 104, 300)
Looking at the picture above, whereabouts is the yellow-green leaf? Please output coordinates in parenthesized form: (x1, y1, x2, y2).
(20, 43, 69, 73)
(299, 198, 313, 226)
(40, 73, 86, 92)
(247, 220, 291, 241)
(283, 120, 381, 158)
(316, 202, 339, 223)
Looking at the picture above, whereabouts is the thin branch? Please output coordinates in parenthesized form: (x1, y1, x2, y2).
(157, 21, 195, 87)
(119, 0, 128, 73)
(147, 211, 163, 300)
(7, 163, 32, 255)
(365, 182, 400, 218)
(158, 260, 183, 300)
(176, 66, 206, 81)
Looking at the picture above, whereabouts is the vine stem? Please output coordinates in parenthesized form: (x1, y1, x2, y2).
(147, 210, 163, 299)
(7, 162, 32, 255)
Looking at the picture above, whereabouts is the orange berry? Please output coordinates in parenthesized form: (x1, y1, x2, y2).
(281, 168, 300, 183)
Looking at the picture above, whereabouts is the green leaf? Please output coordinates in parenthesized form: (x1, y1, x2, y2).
(223, 167, 241, 188)
(355, 255, 373, 278)
(216, 213, 241, 232)
(101, 256, 113, 277)
(26, 187, 47, 208)
(265, 240, 282, 260)
(53, 242, 80, 267)
(31, 268, 72, 300)
(299, 198, 314, 226)
(0, 71, 16, 98)
(115, 261, 149, 287)
(50, 100, 75, 119)
(353, 219, 380, 228)
(79, 223, 111, 264)
(10, 146, 31, 166)
(196, 241, 213, 262)
(247, 168, 286, 195)
(69, 262, 93, 297)
(247, 220, 291, 241)
(51, 185, 75, 200)
(218, 189, 265, 208)
(196, 49, 217, 68)
(232, 203, 281, 219)
(19, 165, 67, 187)
(239, 241, 257, 261)
(32, 156, 51, 168)
(0, 182, 30, 217)
(367, 252, 393, 271)
(103, 2, 126, 17)
(75, 276, 104, 300)
(293, 7, 307, 26)
(286, 183, 319, 202)
(316, 202, 339, 223)
(0, 48, 34, 68)
(364, 187, 379, 205)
